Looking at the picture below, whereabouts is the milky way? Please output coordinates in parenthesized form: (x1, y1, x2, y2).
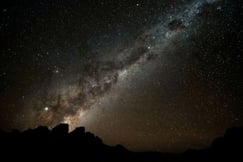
(0, 0, 242, 152)
(23, 0, 218, 129)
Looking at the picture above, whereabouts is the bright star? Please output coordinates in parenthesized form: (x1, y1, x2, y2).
(44, 107, 49, 111)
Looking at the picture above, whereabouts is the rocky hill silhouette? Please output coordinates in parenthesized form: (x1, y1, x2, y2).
(0, 124, 242, 161)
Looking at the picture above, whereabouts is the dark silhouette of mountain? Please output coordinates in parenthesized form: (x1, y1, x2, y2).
(0, 124, 242, 161)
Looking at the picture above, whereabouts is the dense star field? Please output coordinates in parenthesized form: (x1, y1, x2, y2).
(0, 0, 242, 152)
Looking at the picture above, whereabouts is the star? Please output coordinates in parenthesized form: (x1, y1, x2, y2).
(44, 107, 49, 111)
(54, 69, 59, 74)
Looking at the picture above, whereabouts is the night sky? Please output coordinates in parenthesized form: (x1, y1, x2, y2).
(0, 0, 243, 152)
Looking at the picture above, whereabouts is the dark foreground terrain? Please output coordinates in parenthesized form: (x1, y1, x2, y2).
(0, 124, 242, 161)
